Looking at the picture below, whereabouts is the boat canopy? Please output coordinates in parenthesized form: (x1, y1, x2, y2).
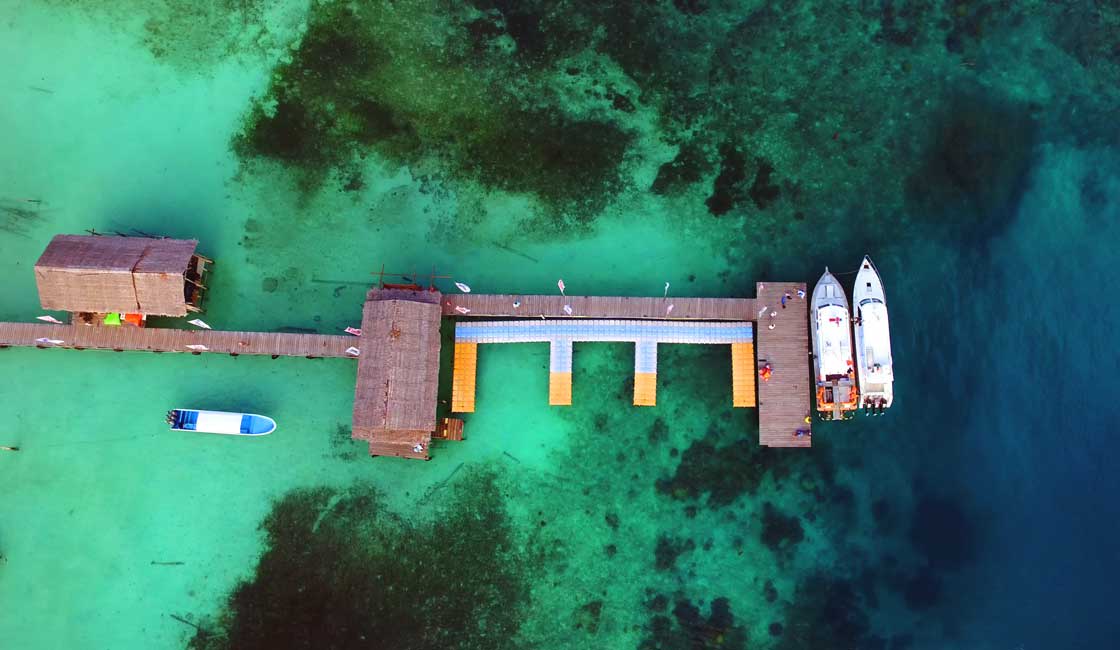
(816, 304, 853, 380)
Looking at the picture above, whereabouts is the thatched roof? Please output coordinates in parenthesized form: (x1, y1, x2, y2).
(352, 291, 443, 448)
(34, 235, 199, 315)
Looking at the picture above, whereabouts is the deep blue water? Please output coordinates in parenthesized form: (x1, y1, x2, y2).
(884, 144, 1120, 649)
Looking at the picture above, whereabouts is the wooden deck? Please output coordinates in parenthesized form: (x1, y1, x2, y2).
(0, 322, 356, 357)
(434, 417, 465, 441)
(442, 294, 758, 320)
(754, 282, 812, 447)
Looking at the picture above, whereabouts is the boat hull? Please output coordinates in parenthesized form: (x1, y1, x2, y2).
(853, 256, 894, 413)
(169, 409, 276, 436)
(811, 268, 859, 420)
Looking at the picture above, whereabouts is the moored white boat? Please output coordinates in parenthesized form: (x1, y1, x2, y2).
(853, 256, 894, 414)
(811, 268, 859, 420)
(168, 409, 276, 436)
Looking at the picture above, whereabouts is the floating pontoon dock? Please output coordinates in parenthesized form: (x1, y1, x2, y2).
(451, 320, 755, 408)
(443, 282, 810, 449)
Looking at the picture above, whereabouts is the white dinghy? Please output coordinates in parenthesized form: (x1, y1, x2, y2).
(168, 409, 276, 436)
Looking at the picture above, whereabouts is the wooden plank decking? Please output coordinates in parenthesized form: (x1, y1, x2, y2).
(754, 282, 812, 447)
(0, 322, 356, 357)
(442, 294, 758, 320)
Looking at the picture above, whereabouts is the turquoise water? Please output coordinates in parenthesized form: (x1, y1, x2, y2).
(2, 1, 1118, 648)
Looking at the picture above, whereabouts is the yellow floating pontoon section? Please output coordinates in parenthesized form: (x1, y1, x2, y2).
(633, 372, 657, 406)
(731, 342, 756, 407)
(451, 342, 477, 413)
(549, 371, 572, 406)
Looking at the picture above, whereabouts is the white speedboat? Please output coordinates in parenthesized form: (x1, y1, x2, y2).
(853, 256, 893, 414)
(811, 268, 859, 420)
(167, 409, 276, 436)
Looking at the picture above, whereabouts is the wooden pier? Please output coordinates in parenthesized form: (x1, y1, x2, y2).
(2, 286, 813, 453)
(442, 294, 758, 320)
(0, 322, 355, 357)
(754, 282, 812, 447)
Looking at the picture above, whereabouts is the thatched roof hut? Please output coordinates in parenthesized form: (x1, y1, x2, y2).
(352, 288, 443, 459)
(34, 235, 209, 316)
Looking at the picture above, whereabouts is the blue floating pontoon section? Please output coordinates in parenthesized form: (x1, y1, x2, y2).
(635, 340, 659, 374)
(455, 319, 753, 345)
(550, 338, 573, 373)
(457, 320, 752, 377)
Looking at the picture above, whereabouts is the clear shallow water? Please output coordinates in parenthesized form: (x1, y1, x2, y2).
(1, 2, 1118, 649)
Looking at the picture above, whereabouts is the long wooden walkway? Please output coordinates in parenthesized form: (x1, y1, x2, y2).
(442, 294, 758, 320)
(0, 322, 356, 358)
(754, 282, 812, 447)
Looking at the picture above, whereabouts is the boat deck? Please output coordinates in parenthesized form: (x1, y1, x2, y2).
(0, 322, 356, 357)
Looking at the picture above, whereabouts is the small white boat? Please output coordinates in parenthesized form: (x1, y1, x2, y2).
(811, 267, 859, 420)
(168, 409, 276, 436)
(853, 256, 894, 414)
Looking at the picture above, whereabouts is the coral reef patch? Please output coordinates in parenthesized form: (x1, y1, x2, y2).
(188, 469, 528, 650)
